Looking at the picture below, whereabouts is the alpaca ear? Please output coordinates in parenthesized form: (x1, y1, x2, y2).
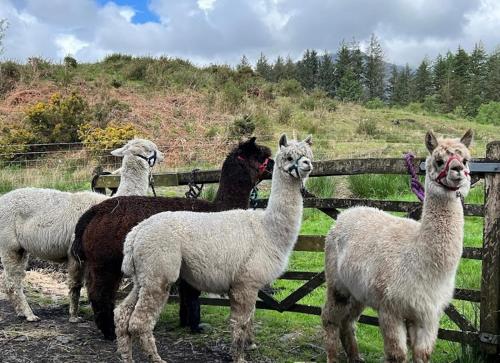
(425, 131, 438, 153)
(460, 129, 473, 148)
(111, 145, 128, 157)
(303, 135, 313, 146)
(248, 136, 257, 144)
(279, 134, 288, 148)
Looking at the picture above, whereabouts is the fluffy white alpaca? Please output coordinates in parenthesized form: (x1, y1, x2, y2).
(321, 130, 473, 363)
(115, 134, 313, 363)
(0, 138, 164, 323)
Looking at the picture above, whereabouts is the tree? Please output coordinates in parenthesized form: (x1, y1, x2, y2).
(364, 33, 385, 100)
(318, 51, 336, 96)
(0, 19, 8, 56)
(337, 68, 363, 102)
(334, 42, 351, 93)
(387, 65, 399, 105)
(413, 58, 433, 102)
(255, 52, 272, 81)
(450, 46, 469, 109)
(296, 49, 319, 90)
(485, 48, 500, 102)
(283, 55, 297, 80)
(465, 42, 488, 115)
(237, 55, 251, 71)
(272, 55, 286, 82)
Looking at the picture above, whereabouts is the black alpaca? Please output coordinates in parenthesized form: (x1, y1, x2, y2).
(71, 137, 273, 340)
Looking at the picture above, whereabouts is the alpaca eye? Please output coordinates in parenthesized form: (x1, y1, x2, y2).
(436, 159, 444, 167)
(287, 156, 293, 162)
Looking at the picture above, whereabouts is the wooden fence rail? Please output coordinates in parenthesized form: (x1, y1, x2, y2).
(95, 142, 500, 357)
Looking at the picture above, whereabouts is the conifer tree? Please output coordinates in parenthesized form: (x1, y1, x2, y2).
(283, 55, 297, 80)
(272, 55, 286, 82)
(297, 49, 319, 90)
(414, 58, 433, 102)
(465, 42, 488, 115)
(237, 55, 252, 71)
(255, 52, 273, 81)
(485, 48, 500, 102)
(318, 51, 336, 96)
(364, 33, 385, 99)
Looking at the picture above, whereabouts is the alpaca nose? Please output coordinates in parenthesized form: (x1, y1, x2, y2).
(449, 159, 464, 173)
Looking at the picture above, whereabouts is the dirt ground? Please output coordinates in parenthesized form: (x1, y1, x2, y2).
(0, 268, 233, 363)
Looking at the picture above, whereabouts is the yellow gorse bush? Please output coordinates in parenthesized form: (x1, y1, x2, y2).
(78, 121, 140, 154)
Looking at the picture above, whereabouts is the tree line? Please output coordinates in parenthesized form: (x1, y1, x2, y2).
(242, 34, 500, 117)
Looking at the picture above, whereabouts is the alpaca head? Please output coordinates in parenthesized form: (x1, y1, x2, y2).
(227, 137, 274, 185)
(424, 129, 473, 197)
(275, 134, 313, 181)
(111, 139, 164, 167)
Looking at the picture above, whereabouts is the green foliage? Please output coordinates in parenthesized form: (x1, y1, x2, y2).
(305, 176, 336, 198)
(277, 103, 293, 124)
(78, 121, 139, 153)
(229, 114, 256, 138)
(0, 61, 21, 96)
(222, 80, 245, 111)
(475, 101, 500, 125)
(365, 33, 385, 100)
(356, 119, 378, 136)
(200, 184, 217, 202)
(349, 174, 411, 199)
(299, 96, 316, 111)
(0, 125, 36, 160)
(92, 98, 131, 127)
(24, 92, 90, 143)
(278, 79, 302, 97)
(364, 98, 385, 109)
(296, 49, 319, 90)
(64, 56, 78, 68)
(422, 94, 441, 113)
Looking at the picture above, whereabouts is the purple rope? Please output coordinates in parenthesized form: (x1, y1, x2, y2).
(404, 153, 425, 202)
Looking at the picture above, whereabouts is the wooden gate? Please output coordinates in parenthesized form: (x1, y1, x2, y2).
(95, 141, 500, 357)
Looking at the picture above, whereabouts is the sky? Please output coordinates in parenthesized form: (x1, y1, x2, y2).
(0, 0, 499, 67)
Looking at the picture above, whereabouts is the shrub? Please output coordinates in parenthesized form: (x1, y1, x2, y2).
(356, 119, 378, 136)
(278, 79, 302, 97)
(92, 98, 131, 127)
(229, 115, 256, 138)
(64, 56, 78, 68)
(0, 125, 36, 160)
(78, 121, 140, 154)
(24, 92, 91, 143)
(476, 101, 500, 125)
(124, 58, 152, 81)
(0, 61, 21, 95)
(319, 98, 338, 112)
(422, 95, 440, 113)
(364, 98, 385, 109)
(222, 80, 245, 112)
(453, 105, 467, 119)
(300, 96, 316, 111)
(405, 102, 423, 113)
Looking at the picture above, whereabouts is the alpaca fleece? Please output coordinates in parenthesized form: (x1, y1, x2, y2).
(71, 138, 272, 340)
(115, 134, 312, 363)
(321, 130, 473, 363)
(0, 139, 163, 323)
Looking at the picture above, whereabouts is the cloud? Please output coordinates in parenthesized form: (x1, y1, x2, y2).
(0, 0, 498, 66)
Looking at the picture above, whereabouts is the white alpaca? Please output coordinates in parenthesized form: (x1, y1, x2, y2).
(321, 130, 473, 363)
(0, 138, 164, 323)
(115, 134, 313, 363)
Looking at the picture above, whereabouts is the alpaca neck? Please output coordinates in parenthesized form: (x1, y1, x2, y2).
(418, 180, 464, 272)
(264, 172, 304, 252)
(114, 156, 150, 196)
(214, 173, 254, 210)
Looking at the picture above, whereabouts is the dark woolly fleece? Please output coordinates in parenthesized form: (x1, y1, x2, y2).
(71, 137, 273, 340)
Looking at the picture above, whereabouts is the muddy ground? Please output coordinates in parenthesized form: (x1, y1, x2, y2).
(0, 266, 233, 363)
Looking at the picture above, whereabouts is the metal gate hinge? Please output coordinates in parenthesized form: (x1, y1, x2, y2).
(479, 332, 499, 345)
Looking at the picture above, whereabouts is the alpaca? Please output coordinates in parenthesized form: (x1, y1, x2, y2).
(0, 138, 163, 323)
(321, 130, 473, 363)
(70, 137, 273, 340)
(115, 134, 312, 363)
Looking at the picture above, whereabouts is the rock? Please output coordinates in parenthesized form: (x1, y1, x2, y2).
(56, 335, 72, 344)
(279, 332, 301, 343)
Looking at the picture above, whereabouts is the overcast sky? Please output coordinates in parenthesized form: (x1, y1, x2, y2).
(1, 0, 499, 67)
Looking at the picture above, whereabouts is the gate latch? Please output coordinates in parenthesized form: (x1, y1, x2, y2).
(479, 332, 499, 345)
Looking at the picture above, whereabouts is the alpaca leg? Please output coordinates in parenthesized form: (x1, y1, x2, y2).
(339, 298, 365, 362)
(67, 256, 84, 323)
(229, 287, 259, 363)
(409, 318, 439, 363)
(87, 264, 122, 340)
(378, 310, 407, 363)
(244, 307, 257, 350)
(178, 278, 202, 333)
(115, 284, 139, 363)
(128, 284, 171, 363)
(322, 285, 358, 363)
(1, 248, 39, 321)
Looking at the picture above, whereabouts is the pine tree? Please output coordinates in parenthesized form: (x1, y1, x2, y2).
(237, 55, 252, 72)
(465, 42, 488, 115)
(272, 55, 286, 82)
(485, 48, 500, 102)
(297, 49, 319, 90)
(337, 68, 363, 102)
(435, 52, 455, 112)
(449, 46, 469, 110)
(393, 64, 412, 105)
(387, 65, 400, 105)
(364, 33, 385, 100)
(318, 51, 336, 96)
(349, 39, 364, 83)
(283, 55, 297, 80)
(255, 52, 272, 81)
(414, 58, 433, 102)
(334, 42, 351, 93)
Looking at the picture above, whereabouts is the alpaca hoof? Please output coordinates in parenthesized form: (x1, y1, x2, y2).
(69, 316, 83, 323)
(190, 323, 212, 334)
(246, 343, 258, 350)
(26, 315, 40, 322)
(103, 331, 117, 341)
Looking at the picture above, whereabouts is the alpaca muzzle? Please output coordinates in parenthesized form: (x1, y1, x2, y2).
(435, 155, 469, 191)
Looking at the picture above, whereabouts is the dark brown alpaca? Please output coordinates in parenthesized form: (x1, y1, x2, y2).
(71, 137, 273, 340)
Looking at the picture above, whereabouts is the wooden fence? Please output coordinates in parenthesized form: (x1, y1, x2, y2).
(94, 141, 500, 357)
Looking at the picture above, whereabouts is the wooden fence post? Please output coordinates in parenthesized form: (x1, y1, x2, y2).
(480, 141, 500, 358)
